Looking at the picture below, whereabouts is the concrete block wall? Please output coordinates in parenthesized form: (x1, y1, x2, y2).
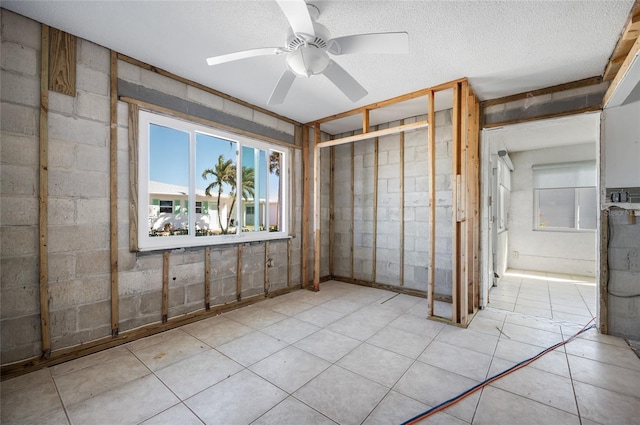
(1, 10, 42, 363)
(328, 110, 453, 295)
(0, 9, 304, 365)
(607, 211, 640, 339)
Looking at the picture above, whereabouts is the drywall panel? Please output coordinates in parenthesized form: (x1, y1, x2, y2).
(604, 99, 640, 188)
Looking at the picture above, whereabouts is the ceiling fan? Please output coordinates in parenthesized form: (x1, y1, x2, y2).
(205, 0, 409, 105)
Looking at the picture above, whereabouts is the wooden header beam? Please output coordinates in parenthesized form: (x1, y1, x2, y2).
(316, 120, 429, 148)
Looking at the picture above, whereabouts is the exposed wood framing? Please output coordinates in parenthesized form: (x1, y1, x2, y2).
(313, 125, 322, 291)
(603, 2, 640, 81)
(451, 82, 461, 324)
(329, 145, 335, 276)
(399, 120, 405, 286)
(287, 239, 292, 287)
(39, 24, 52, 359)
(350, 141, 355, 279)
(481, 76, 603, 108)
(117, 54, 298, 126)
(363, 109, 370, 133)
(109, 50, 119, 336)
(427, 91, 436, 318)
(119, 97, 298, 150)
(48, 28, 76, 96)
(204, 247, 211, 310)
(264, 242, 270, 295)
(128, 104, 140, 251)
(316, 120, 429, 148)
(603, 35, 640, 106)
(372, 129, 379, 283)
(301, 126, 310, 287)
(237, 244, 243, 300)
(467, 87, 481, 315)
(332, 276, 428, 299)
(162, 251, 169, 323)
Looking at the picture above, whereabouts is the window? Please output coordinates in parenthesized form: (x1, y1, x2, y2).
(533, 161, 596, 231)
(138, 110, 288, 250)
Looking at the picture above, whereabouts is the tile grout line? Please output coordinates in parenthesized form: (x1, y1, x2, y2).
(560, 325, 584, 425)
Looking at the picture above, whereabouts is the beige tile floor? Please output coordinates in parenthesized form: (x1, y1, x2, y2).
(2, 279, 639, 425)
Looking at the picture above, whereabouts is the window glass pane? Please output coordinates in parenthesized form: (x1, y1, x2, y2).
(196, 133, 237, 236)
(258, 149, 267, 231)
(241, 146, 265, 231)
(578, 187, 597, 230)
(148, 124, 190, 237)
(537, 188, 575, 229)
(269, 150, 282, 232)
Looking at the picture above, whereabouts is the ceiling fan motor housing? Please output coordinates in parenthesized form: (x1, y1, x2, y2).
(285, 22, 331, 77)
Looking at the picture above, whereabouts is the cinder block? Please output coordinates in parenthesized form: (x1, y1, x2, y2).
(76, 198, 109, 225)
(78, 39, 109, 71)
(186, 85, 224, 110)
(77, 91, 110, 122)
(629, 250, 640, 273)
(1, 71, 39, 107)
(48, 91, 76, 115)
(48, 139, 76, 169)
(117, 59, 141, 84)
(1, 225, 37, 257)
(1, 42, 38, 77)
(76, 145, 110, 174)
(608, 270, 640, 294)
(608, 247, 630, 271)
(140, 290, 162, 314)
(48, 253, 76, 283)
(1, 133, 38, 166)
(1, 102, 38, 135)
(1, 255, 38, 288)
(221, 99, 253, 122)
(48, 224, 109, 254)
(277, 120, 296, 136)
(1, 196, 37, 226)
(1, 10, 41, 50)
(0, 313, 40, 348)
(119, 268, 163, 296)
(76, 249, 110, 276)
(169, 286, 186, 308)
(50, 308, 78, 338)
(48, 169, 108, 199)
(52, 325, 111, 352)
(49, 113, 109, 146)
(47, 197, 75, 226)
(77, 64, 110, 96)
(0, 284, 39, 319)
(140, 68, 187, 98)
(77, 300, 110, 330)
(48, 275, 110, 311)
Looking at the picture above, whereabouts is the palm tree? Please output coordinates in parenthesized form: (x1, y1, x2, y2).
(269, 152, 281, 231)
(201, 155, 234, 233)
(227, 166, 255, 231)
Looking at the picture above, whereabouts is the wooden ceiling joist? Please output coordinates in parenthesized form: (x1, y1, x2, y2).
(604, 1, 640, 81)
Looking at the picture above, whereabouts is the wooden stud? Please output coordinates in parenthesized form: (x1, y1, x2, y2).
(604, 4, 640, 81)
(264, 242, 270, 295)
(451, 83, 461, 323)
(128, 103, 139, 251)
(372, 129, 379, 283)
(109, 50, 119, 336)
(162, 251, 169, 323)
(329, 145, 335, 277)
(316, 120, 429, 148)
(287, 238, 292, 287)
(363, 109, 370, 134)
(39, 24, 52, 359)
(399, 120, 405, 286)
(603, 35, 640, 107)
(313, 124, 321, 291)
(204, 247, 211, 310)
(48, 28, 76, 96)
(427, 90, 436, 318)
(237, 244, 243, 301)
(301, 125, 310, 287)
(350, 140, 355, 279)
(599, 210, 609, 334)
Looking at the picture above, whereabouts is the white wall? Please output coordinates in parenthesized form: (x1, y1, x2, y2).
(604, 100, 640, 188)
(508, 143, 597, 276)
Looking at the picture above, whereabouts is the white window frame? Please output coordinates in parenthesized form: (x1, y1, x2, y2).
(532, 161, 596, 232)
(138, 110, 289, 251)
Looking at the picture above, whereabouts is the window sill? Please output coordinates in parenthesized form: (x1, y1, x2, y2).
(136, 233, 293, 252)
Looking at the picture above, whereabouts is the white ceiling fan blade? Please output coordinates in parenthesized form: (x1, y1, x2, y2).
(206, 47, 284, 66)
(323, 60, 367, 102)
(328, 32, 409, 55)
(268, 69, 297, 105)
(276, 0, 316, 38)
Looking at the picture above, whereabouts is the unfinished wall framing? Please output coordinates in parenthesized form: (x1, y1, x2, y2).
(305, 79, 481, 326)
(0, 10, 306, 379)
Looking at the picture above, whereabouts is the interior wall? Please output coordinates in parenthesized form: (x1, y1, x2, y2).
(602, 98, 640, 339)
(0, 9, 303, 366)
(508, 143, 597, 276)
(329, 111, 452, 296)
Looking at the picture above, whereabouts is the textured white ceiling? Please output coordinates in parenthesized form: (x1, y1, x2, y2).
(3, 0, 634, 133)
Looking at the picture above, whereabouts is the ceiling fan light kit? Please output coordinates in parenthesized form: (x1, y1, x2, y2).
(205, 0, 409, 105)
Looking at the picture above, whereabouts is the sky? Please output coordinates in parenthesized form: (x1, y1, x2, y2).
(149, 124, 280, 200)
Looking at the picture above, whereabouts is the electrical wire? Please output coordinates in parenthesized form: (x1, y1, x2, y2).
(400, 318, 597, 425)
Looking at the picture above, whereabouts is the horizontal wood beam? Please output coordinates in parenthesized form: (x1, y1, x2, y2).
(481, 76, 603, 108)
(603, 35, 640, 107)
(315, 120, 429, 148)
